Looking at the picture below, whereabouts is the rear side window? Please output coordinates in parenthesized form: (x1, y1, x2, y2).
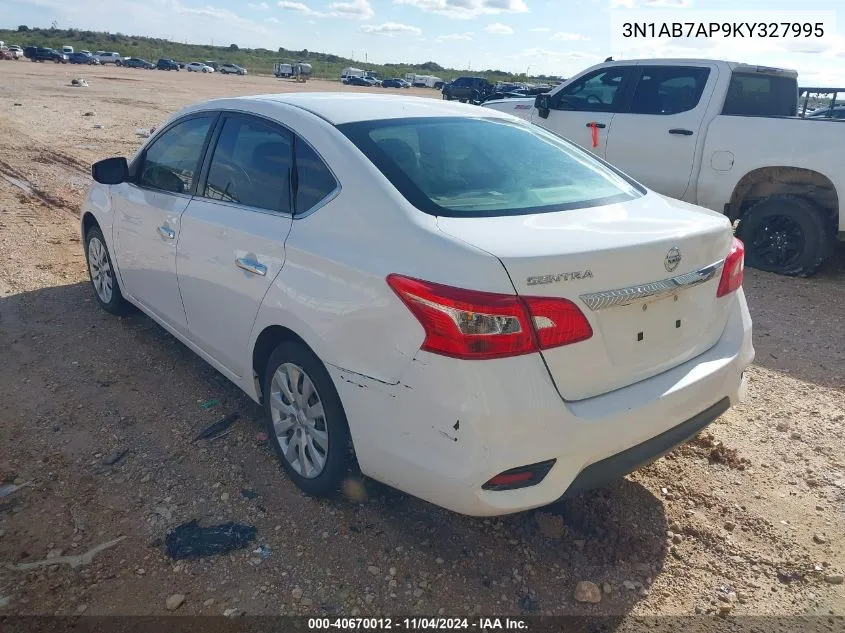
(338, 116, 643, 218)
(204, 116, 293, 213)
(294, 140, 338, 214)
(629, 66, 710, 115)
(138, 115, 214, 194)
(722, 73, 798, 116)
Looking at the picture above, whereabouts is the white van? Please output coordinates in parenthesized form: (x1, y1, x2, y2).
(62, 45, 74, 55)
(341, 67, 364, 83)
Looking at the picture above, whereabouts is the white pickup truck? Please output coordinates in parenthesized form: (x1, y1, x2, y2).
(484, 59, 844, 276)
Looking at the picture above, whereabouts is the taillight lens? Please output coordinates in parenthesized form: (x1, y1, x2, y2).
(717, 238, 745, 298)
(386, 274, 592, 360)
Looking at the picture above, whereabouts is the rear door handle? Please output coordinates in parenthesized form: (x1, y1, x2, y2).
(235, 257, 267, 276)
(157, 225, 175, 240)
(669, 128, 694, 135)
(586, 122, 607, 128)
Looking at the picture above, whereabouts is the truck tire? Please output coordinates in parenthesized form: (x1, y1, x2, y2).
(737, 194, 832, 277)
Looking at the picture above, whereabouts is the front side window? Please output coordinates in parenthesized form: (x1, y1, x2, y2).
(338, 116, 644, 218)
(204, 116, 293, 213)
(138, 115, 214, 194)
(629, 66, 710, 115)
(554, 68, 631, 112)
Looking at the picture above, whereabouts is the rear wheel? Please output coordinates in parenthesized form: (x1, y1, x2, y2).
(737, 194, 832, 277)
(263, 341, 354, 498)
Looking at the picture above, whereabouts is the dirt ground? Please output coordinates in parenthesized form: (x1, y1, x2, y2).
(0, 62, 844, 621)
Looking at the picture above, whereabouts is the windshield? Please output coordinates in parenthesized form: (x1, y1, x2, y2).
(337, 116, 644, 217)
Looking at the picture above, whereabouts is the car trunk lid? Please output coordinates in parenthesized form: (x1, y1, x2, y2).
(437, 192, 735, 401)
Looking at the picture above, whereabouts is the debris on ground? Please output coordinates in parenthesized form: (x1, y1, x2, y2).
(574, 580, 602, 604)
(5, 536, 126, 571)
(250, 544, 271, 564)
(194, 412, 239, 441)
(254, 432, 268, 442)
(102, 449, 129, 466)
(0, 481, 31, 499)
(0, 595, 11, 608)
(241, 489, 258, 500)
(165, 521, 256, 560)
(70, 78, 89, 87)
(135, 128, 152, 138)
(83, 111, 95, 117)
(200, 398, 221, 410)
(166, 593, 186, 611)
(93, 124, 103, 129)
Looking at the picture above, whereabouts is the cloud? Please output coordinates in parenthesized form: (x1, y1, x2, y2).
(531, 27, 550, 33)
(437, 32, 473, 41)
(328, 0, 375, 18)
(277, 0, 374, 19)
(485, 22, 514, 35)
(361, 22, 422, 34)
(394, 0, 528, 20)
(277, 0, 316, 12)
(550, 31, 589, 41)
(248, 1, 270, 8)
(265, 16, 280, 22)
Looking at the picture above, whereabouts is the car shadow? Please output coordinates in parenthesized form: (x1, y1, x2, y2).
(1, 280, 667, 620)
(743, 239, 845, 390)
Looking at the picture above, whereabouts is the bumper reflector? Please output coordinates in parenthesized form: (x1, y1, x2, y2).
(482, 459, 556, 491)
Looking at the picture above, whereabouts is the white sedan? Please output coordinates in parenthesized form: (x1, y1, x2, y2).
(80, 94, 754, 516)
(185, 62, 214, 73)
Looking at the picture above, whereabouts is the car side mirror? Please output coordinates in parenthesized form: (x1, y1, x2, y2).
(535, 93, 551, 119)
(92, 157, 128, 185)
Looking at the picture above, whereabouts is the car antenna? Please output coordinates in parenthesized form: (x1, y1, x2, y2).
(605, 56, 614, 62)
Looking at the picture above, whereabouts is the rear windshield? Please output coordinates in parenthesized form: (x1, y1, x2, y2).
(722, 72, 798, 117)
(337, 117, 644, 217)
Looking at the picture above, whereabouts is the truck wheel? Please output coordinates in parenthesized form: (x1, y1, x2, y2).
(737, 194, 832, 277)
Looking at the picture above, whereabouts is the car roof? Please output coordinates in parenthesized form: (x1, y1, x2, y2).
(195, 93, 518, 125)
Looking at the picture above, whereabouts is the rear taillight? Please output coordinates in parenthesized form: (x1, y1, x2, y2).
(386, 274, 592, 360)
(717, 238, 745, 298)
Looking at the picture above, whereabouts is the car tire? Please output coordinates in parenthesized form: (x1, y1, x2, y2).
(85, 226, 131, 315)
(737, 194, 832, 277)
(262, 340, 355, 498)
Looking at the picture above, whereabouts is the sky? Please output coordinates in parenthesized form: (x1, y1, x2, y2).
(3, 0, 845, 83)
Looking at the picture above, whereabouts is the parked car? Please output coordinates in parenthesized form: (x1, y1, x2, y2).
(95, 51, 122, 65)
(204, 61, 219, 71)
(0, 48, 15, 61)
(7, 45, 24, 59)
(442, 76, 493, 103)
(346, 75, 377, 87)
(156, 58, 180, 71)
(807, 105, 845, 120)
(81, 93, 753, 516)
(381, 78, 409, 88)
(123, 57, 155, 69)
(23, 47, 68, 63)
(484, 58, 845, 277)
(61, 45, 74, 55)
(68, 52, 99, 65)
(219, 63, 247, 75)
(186, 62, 214, 73)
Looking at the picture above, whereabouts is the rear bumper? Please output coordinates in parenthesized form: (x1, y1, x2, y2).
(330, 289, 754, 516)
(561, 396, 730, 498)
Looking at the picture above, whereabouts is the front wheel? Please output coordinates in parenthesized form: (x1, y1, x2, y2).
(85, 226, 131, 315)
(737, 194, 832, 277)
(263, 341, 354, 498)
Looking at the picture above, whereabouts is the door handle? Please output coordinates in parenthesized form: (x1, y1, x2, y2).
(157, 225, 175, 240)
(235, 257, 267, 276)
(669, 128, 694, 136)
(586, 122, 607, 128)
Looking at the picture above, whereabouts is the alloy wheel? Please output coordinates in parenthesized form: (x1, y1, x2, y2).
(750, 214, 805, 270)
(87, 236, 113, 304)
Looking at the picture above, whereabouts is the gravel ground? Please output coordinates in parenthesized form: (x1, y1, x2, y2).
(0, 62, 843, 620)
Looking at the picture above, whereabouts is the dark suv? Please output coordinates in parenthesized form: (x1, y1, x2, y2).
(442, 76, 492, 103)
(156, 58, 180, 71)
(23, 46, 68, 63)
